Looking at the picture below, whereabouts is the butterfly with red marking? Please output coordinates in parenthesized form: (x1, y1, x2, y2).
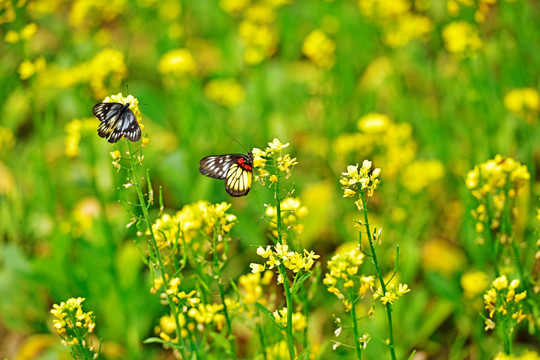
(199, 152, 254, 197)
(93, 102, 141, 143)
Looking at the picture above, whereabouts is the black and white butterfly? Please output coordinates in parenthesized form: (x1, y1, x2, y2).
(199, 152, 253, 197)
(92, 102, 141, 143)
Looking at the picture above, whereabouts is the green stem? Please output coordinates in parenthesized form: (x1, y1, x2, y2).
(349, 290, 362, 360)
(67, 313, 91, 360)
(281, 264, 296, 360)
(273, 162, 295, 359)
(360, 192, 397, 360)
(212, 229, 237, 359)
(125, 141, 188, 358)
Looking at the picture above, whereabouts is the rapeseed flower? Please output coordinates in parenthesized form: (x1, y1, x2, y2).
(442, 21, 483, 57)
(466, 155, 530, 244)
(334, 114, 416, 180)
(504, 88, 540, 123)
(323, 244, 374, 311)
(483, 275, 528, 333)
(302, 30, 336, 69)
(65, 118, 96, 158)
(273, 308, 307, 332)
(50, 297, 96, 349)
(265, 197, 308, 239)
(358, 0, 432, 47)
(250, 243, 319, 282)
(150, 201, 237, 262)
(158, 49, 197, 77)
(340, 161, 381, 209)
(253, 138, 297, 186)
(204, 78, 246, 107)
(18, 56, 46, 80)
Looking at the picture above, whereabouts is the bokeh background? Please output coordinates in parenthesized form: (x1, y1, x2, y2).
(1, 0, 539, 359)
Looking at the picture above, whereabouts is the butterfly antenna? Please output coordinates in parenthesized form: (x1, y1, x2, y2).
(232, 138, 250, 153)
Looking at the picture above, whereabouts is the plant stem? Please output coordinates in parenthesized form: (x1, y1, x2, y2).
(67, 313, 91, 360)
(281, 264, 296, 360)
(360, 192, 397, 360)
(274, 164, 295, 360)
(212, 228, 237, 359)
(349, 290, 362, 360)
(125, 141, 188, 358)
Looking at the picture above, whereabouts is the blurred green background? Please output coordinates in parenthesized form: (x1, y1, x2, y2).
(1, 0, 539, 358)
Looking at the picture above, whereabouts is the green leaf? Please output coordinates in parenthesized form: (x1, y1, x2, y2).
(255, 302, 284, 331)
(291, 272, 312, 295)
(296, 344, 311, 360)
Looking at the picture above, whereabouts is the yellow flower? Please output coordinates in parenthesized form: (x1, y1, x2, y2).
(51, 298, 96, 347)
(158, 49, 197, 76)
(302, 29, 336, 69)
(504, 88, 540, 123)
(483, 275, 529, 333)
(442, 21, 483, 56)
(461, 271, 490, 299)
(268, 138, 289, 151)
(219, 0, 250, 14)
(340, 161, 381, 200)
(357, 113, 390, 133)
(204, 78, 246, 107)
(18, 56, 46, 80)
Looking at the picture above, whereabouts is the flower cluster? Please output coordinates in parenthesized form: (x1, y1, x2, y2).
(50, 298, 96, 348)
(447, 0, 499, 23)
(358, 0, 432, 48)
(466, 155, 530, 244)
(250, 243, 319, 283)
(265, 197, 308, 239)
(400, 160, 445, 194)
(460, 270, 490, 300)
(204, 78, 246, 107)
(158, 48, 197, 80)
(442, 21, 483, 57)
(373, 282, 410, 305)
(504, 87, 540, 124)
(340, 161, 381, 210)
(220, 2, 292, 65)
(492, 351, 540, 360)
(238, 271, 274, 308)
(483, 275, 527, 332)
(302, 30, 336, 69)
(334, 113, 416, 181)
(273, 307, 308, 332)
(253, 138, 298, 186)
(36, 48, 128, 98)
(64, 118, 96, 158)
(152, 275, 238, 342)
(150, 201, 237, 262)
(323, 244, 374, 311)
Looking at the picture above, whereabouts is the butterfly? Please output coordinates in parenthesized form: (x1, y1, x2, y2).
(92, 102, 141, 143)
(199, 152, 254, 197)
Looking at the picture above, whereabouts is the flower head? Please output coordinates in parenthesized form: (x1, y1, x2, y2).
(51, 298, 96, 348)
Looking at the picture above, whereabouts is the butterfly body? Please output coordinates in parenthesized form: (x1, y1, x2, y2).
(93, 102, 141, 143)
(199, 152, 253, 197)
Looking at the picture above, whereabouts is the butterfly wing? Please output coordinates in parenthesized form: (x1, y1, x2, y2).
(200, 153, 253, 197)
(199, 154, 240, 179)
(225, 161, 253, 197)
(93, 102, 141, 143)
